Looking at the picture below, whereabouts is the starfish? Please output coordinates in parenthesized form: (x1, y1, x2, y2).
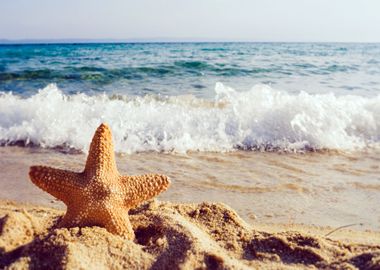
(29, 123, 170, 239)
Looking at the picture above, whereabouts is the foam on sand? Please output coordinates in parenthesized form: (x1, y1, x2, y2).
(0, 200, 379, 269)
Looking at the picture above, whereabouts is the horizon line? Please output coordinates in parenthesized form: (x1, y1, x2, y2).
(1, 38, 380, 45)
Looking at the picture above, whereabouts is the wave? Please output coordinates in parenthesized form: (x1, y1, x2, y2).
(0, 83, 379, 153)
(0, 64, 273, 84)
(0, 63, 360, 86)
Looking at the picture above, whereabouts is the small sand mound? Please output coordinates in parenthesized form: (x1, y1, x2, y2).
(0, 200, 379, 269)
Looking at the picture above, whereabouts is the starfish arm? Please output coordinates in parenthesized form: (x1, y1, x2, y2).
(84, 123, 118, 177)
(120, 174, 170, 208)
(58, 207, 85, 228)
(29, 165, 83, 204)
(103, 209, 134, 239)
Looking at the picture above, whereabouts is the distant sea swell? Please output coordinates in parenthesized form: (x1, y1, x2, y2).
(0, 83, 379, 153)
(0, 60, 358, 82)
(0, 62, 270, 83)
(1, 42, 380, 97)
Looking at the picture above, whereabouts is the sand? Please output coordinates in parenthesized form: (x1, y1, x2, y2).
(0, 200, 379, 270)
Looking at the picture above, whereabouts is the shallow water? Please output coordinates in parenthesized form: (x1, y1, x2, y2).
(1, 146, 379, 231)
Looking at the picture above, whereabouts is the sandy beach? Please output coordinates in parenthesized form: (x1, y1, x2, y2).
(1, 144, 380, 269)
(0, 199, 379, 269)
(0, 120, 379, 270)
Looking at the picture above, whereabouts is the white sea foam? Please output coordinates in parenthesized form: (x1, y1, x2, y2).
(0, 83, 379, 153)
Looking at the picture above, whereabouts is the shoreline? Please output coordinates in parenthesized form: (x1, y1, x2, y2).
(1, 199, 379, 269)
(1, 145, 379, 231)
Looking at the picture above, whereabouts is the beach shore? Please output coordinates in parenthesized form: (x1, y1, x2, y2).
(1, 146, 380, 232)
(1, 199, 379, 269)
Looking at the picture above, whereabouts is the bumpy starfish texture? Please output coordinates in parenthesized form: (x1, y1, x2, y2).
(29, 123, 170, 239)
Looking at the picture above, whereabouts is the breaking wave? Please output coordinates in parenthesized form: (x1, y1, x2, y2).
(0, 83, 379, 153)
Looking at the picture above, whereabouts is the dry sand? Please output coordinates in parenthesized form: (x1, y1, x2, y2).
(0, 200, 379, 270)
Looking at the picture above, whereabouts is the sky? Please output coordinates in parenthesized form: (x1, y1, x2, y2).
(0, 0, 380, 42)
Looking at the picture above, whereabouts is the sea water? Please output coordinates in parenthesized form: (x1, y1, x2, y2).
(0, 43, 379, 230)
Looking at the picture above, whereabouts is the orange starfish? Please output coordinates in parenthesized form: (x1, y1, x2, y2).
(29, 123, 170, 239)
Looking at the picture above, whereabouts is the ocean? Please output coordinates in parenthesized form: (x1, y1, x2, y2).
(0, 43, 379, 230)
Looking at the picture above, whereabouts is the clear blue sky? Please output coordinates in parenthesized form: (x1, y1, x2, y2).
(1, 0, 380, 42)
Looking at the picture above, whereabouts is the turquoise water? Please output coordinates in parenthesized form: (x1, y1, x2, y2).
(1, 43, 380, 97)
(0, 43, 379, 153)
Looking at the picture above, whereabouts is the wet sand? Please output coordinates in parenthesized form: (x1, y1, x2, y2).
(0, 146, 379, 230)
